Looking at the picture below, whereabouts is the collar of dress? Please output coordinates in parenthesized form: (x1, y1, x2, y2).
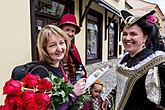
(117, 51, 165, 70)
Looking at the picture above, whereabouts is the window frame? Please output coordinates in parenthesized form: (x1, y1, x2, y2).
(86, 9, 103, 64)
(108, 19, 118, 59)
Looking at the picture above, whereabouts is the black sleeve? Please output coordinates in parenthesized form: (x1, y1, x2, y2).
(158, 64, 165, 108)
(11, 65, 27, 81)
(11, 61, 39, 81)
(30, 65, 49, 79)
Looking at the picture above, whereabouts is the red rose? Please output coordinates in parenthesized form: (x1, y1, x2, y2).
(0, 105, 12, 110)
(16, 90, 34, 108)
(4, 94, 17, 109)
(3, 79, 22, 95)
(21, 72, 39, 88)
(16, 107, 24, 110)
(32, 93, 50, 110)
(23, 90, 35, 102)
(15, 91, 24, 107)
(24, 90, 35, 110)
(38, 78, 52, 92)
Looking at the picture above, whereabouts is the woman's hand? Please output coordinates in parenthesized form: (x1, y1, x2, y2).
(81, 71, 86, 77)
(73, 78, 86, 96)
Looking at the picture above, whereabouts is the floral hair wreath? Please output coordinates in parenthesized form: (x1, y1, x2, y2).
(147, 15, 157, 23)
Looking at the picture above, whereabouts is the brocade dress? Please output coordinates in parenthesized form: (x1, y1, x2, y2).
(115, 48, 165, 110)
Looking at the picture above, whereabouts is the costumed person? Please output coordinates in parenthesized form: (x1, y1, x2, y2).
(80, 79, 107, 110)
(106, 89, 116, 110)
(59, 13, 87, 83)
(115, 10, 165, 110)
(12, 25, 86, 110)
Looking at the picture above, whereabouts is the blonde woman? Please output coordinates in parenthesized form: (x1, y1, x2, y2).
(12, 25, 86, 110)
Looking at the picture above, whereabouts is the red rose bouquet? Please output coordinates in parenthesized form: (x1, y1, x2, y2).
(0, 72, 52, 110)
(0, 72, 89, 110)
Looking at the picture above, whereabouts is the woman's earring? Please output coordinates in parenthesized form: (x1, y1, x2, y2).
(142, 44, 146, 48)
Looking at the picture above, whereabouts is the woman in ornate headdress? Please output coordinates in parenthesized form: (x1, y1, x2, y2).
(115, 10, 165, 110)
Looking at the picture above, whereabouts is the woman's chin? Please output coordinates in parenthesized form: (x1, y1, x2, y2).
(125, 48, 134, 52)
(54, 55, 64, 61)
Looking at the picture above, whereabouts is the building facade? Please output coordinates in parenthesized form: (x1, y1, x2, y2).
(127, 0, 164, 34)
(0, 0, 125, 103)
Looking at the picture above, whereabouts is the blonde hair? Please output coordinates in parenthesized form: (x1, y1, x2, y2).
(37, 25, 69, 64)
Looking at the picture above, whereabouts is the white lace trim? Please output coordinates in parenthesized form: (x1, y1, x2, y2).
(117, 51, 165, 70)
(145, 67, 160, 104)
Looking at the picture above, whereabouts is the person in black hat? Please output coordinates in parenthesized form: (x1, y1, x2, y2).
(115, 10, 165, 110)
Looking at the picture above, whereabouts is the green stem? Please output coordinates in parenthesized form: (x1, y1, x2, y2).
(22, 87, 34, 91)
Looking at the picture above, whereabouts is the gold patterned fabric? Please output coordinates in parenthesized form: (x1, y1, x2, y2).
(115, 51, 165, 110)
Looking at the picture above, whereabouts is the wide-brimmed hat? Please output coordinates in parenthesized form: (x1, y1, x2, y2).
(120, 10, 156, 28)
(59, 14, 81, 34)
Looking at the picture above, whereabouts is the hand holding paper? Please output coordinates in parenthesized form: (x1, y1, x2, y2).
(85, 64, 110, 89)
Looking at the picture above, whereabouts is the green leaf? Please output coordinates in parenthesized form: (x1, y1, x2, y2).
(54, 95, 62, 102)
(63, 96, 69, 102)
(52, 92, 59, 96)
(53, 77, 60, 84)
(58, 90, 66, 98)
(48, 71, 89, 110)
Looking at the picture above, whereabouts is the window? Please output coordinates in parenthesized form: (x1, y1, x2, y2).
(86, 10, 102, 64)
(108, 20, 118, 59)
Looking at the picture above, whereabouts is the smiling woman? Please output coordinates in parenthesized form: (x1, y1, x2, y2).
(44, 31, 67, 67)
(9, 25, 88, 110)
(114, 10, 165, 110)
(37, 25, 69, 67)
